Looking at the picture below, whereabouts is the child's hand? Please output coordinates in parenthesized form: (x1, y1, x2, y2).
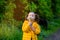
(31, 26, 35, 32)
(29, 22, 32, 27)
(29, 22, 35, 32)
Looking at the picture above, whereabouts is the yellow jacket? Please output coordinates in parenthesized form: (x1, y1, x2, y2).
(22, 20, 41, 40)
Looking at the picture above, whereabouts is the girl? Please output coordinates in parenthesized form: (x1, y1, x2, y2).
(22, 12, 41, 40)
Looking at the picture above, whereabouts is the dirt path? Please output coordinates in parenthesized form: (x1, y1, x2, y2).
(44, 29, 60, 40)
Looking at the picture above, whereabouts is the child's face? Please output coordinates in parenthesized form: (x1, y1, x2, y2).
(27, 12, 35, 21)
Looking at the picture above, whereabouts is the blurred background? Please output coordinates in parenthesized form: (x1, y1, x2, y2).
(0, 0, 60, 40)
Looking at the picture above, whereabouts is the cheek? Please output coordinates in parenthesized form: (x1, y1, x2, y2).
(27, 16, 29, 19)
(27, 16, 31, 20)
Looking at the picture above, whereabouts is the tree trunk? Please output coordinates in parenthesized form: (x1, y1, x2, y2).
(13, 0, 25, 21)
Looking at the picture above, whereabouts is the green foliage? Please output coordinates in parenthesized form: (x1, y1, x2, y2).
(37, 0, 54, 20)
(28, 2, 37, 12)
(5, 1, 16, 19)
(0, 22, 22, 40)
(55, 0, 60, 17)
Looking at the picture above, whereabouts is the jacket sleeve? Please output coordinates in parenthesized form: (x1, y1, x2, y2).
(22, 21, 30, 32)
(34, 23, 41, 34)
